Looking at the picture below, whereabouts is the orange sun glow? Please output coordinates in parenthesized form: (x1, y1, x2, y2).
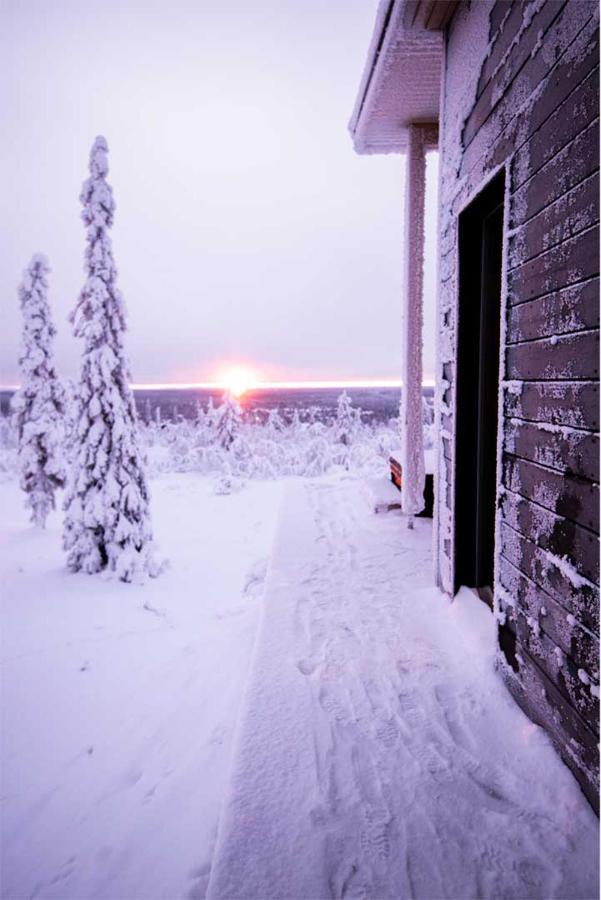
(221, 366, 258, 398)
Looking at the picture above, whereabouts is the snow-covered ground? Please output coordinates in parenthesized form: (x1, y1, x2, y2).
(1, 474, 283, 900)
(209, 478, 599, 900)
(2, 470, 598, 900)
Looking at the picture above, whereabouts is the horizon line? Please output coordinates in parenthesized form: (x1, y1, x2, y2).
(132, 379, 436, 390)
(1, 378, 436, 391)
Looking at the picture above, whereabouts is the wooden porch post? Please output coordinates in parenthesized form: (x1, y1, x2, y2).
(399, 124, 427, 515)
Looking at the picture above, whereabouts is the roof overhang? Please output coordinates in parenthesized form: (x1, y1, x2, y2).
(349, 0, 457, 154)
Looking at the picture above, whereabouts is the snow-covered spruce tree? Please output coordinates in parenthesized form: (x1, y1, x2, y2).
(63, 136, 157, 582)
(11, 255, 66, 526)
(215, 390, 242, 450)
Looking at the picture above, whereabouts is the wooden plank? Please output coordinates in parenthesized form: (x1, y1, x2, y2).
(461, 2, 599, 184)
(500, 489, 599, 583)
(463, 0, 567, 149)
(499, 522, 599, 633)
(489, 0, 514, 41)
(504, 418, 599, 482)
(511, 6, 599, 150)
(476, 1, 525, 99)
(500, 601, 599, 736)
(508, 173, 599, 272)
(500, 640, 599, 811)
(511, 66, 599, 192)
(510, 120, 599, 226)
(503, 381, 599, 430)
(506, 225, 599, 307)
(498, 554, 599, 671)
(506, 330, 599, 381)
(503, 455, 599, 532)
(423, 0, 458, 31)
(507, 277, 599, 343)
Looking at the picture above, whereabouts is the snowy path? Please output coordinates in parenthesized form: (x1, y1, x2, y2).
(0, 475, 283, 900)
(209, 478, 598, 900)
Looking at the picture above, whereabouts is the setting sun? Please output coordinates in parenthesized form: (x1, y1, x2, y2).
(221, 366, 258, 398)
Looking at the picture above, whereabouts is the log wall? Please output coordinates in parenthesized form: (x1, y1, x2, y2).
(437, 0, 599, 807)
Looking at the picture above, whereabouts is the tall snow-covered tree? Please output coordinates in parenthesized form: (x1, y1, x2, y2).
(11, 255, 66, 526)
(63, 136, 157, 582)
(215, 391, 242, 450)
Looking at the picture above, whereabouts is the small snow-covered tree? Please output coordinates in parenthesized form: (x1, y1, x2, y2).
(335, 391, 361, 446)
(266, 407, 285, 436)
(206, 395, 216, 423)
(11, 255, 66, 526)
(290, 408, 302, 433)
(63, 136, 157, 582)
(194, 398, 205, 427)
(215, 390, 242, 450)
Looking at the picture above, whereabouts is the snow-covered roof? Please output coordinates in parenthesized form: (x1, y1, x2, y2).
(349, 0, 457, 154)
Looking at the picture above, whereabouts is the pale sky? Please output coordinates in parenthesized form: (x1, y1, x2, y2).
(1, 0, 438, 387)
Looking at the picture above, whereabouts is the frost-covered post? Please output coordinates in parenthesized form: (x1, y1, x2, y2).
(12, 255, 66, 526)
(399, 125, 427, 517)
(63, 136, 156, 582)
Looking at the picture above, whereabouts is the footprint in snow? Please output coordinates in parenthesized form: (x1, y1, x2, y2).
(297, 658, 317, 676)
(243, 558, 268, 598)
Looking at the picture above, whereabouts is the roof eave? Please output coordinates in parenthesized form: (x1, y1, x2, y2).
(349, 0, 454, 155)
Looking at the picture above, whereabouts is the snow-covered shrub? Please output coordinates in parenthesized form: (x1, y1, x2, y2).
(138, 396, 419, 481)
(11, 255, 66, 526)
(3, 380, 438, 487)
(63, 136, 157, 583)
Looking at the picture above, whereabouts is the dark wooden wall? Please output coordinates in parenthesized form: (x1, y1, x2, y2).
(438, 0, 599, 807)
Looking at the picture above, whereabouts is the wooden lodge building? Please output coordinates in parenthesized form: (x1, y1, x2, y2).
(350, 0, 599, 808)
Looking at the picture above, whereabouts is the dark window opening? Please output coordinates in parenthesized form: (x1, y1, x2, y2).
(454, 171, 505, 598)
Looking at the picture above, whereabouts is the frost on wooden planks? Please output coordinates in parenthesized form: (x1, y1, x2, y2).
(399, 126, 426, 516)
(497, 554, 599, 724)
(63, 136, 158, 583)
(11, 255, 66, 527)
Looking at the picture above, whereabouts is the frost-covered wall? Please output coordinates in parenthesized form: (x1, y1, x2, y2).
(437, 0, 599, 807)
